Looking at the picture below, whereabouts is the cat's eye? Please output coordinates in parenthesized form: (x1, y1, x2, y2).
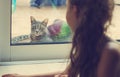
(32, 26, 37, 30)
(40, 28, 43, 31)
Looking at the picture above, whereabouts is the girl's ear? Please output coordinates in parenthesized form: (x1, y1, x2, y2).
(42, 19, 49, 26)
(30, 16, 36, 23)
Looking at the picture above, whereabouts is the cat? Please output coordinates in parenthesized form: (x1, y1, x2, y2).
(12, 16, 72, 44)
(12, 16, 53, 44)
(30, 16, 53, 43)
(11, 35, 30, 44)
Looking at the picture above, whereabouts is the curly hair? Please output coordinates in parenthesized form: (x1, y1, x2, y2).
(68, 0, 114, 77)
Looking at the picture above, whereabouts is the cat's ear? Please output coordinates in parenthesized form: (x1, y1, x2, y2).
(30, 16, 36, 23)
(42, 19, 48, 26)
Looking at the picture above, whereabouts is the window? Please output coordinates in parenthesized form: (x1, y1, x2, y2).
(10, 0, 71, 61)
(0, 0, 71, 61)
(107, 3, 120, 41)
(115, 0, 120, 5)
(11, 0, 72, 45)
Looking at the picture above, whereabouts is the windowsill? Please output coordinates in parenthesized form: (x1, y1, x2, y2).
(0, 59, 68, 66)
(0, 62, 67, 76)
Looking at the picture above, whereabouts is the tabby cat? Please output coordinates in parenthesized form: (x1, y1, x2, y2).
(12, 16, 72, 44)
(12, 16, 53, 44)
(30, 16, 52, 43)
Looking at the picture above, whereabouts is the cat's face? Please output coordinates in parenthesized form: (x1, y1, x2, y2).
(30, 16, 48, 37)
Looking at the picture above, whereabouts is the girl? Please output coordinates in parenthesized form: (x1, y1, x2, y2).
(3, 0, 120, 77)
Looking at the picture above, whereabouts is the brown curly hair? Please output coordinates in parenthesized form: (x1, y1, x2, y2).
(68, 0, 114, 77)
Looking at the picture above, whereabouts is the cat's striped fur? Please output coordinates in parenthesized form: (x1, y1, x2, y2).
(11, 16, 72, 44)
(11, 16, 52, 44)
(11, 35, 30, 44)
(30, 16, 52, 42)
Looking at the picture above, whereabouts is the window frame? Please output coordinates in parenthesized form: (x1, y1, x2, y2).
(0, 0, 71, 61)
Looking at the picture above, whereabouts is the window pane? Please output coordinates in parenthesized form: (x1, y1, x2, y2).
(11, 0, 120, 45)
(11, 0, 72, 45)
(107, 5, 120, 40)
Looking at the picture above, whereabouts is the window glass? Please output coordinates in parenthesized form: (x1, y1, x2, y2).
(11, 0, 120, 45)
(11, 0, 72, 45)
(107, 4, 120, 40)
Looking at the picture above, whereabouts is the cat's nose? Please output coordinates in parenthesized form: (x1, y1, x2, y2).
(36, 29, 39, 32)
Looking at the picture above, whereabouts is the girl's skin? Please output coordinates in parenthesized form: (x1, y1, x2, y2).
(2, 0, 120, 77)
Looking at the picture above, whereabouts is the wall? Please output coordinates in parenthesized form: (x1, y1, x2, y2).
(0, 0, 11, 61)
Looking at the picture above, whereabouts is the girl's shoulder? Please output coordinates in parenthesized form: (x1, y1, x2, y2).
(101, 41, 120, 62)
(97, 41, 120, 77)
(105, 41, 120, 54)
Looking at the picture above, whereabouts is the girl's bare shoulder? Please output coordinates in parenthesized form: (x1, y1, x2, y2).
(102, 41, 120, 60)
(97, 41, 120, 77)
(106, 41, 120, 53)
